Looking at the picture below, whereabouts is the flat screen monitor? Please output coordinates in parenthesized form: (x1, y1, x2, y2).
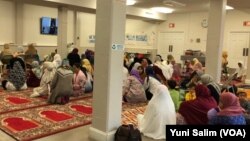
(40, 17, 58, 35)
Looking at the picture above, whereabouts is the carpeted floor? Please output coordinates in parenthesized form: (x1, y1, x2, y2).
(0, 89, 147, 141)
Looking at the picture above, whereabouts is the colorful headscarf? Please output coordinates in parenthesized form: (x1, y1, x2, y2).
(218, 92, 244, 116)
(8, 61, 26, 90)
(130, 69, 143, 84)
(82, 59, 94, 75)
(178, 84, 217, 124)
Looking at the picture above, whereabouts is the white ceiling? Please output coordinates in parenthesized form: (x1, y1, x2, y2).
(130, 0, 250, 14)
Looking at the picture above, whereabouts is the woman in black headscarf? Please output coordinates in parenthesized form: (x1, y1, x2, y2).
(67, 48, 81, 67)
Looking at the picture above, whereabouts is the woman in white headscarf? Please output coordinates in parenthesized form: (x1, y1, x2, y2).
(234, 61, 246, 82)
(201, 74, 221, 104)
(30, 62, 56, 97)
(137, 84, 176, 139)
(53, 54, 62, 68)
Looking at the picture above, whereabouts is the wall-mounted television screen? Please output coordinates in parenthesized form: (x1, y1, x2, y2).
(40, 17, 58, 35)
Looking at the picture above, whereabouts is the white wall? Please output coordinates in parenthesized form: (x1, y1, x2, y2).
(158, 12, 208, 52)
(0, 0, 15, 45)
(224, 10, 250, 50)
(2, 1, 250, 64)
(77, 12, 158, 55)
(125, 19, 158, 49)
(157, 10, 250, 66)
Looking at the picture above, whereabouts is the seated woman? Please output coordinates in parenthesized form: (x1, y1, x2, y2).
(137, 84, 176, 139)
(80, 67, 93, 93)
(52, 54, 62, 68)
(0, 43, 12, 57)
(48, 64, 73, 104)
(237, 91, 250, 124)
(122, 69, 146, 103)
(178, 84, 217, 124)
(25, 43, 38, 65)
(209, 92, 246, 125)
(82, 59, 94, 77)
(30, 62, 56, 97)
(201, 74, 221, 104)
(192, 58, 203, 72)
(167, 79, 182, 111)
(72, 63, 86, 96)
(2, 56, 27, 91)
(233, 61, 246, 82)
(170, 60, 182, 85)
(26, 61, 42, 87)
(185, 70, 204, 88)
(137, 65, 146, 82)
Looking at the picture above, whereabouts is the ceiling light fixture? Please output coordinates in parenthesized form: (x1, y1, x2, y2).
(151, 7, 174, 14)
(126, 0, 136, 6)
(226, 5, 234, 10)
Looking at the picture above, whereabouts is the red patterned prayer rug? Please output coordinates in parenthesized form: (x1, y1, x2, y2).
(0, 88, 92, 114)
(0, 97, 93, 141)
(122, 102, 147, 127)
(0, 91, 146, 141)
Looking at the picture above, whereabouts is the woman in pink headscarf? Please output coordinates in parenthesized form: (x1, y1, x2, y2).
(209, 92, 246, 125)
(178, 84, 217, 124)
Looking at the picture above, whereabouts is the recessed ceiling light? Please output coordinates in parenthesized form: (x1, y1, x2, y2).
(226, 5, 234, 10)
(126, 0, 136, 6)
(151, 7, 174, 14)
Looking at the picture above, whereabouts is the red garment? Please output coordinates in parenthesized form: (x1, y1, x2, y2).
(178, 84, 217, 124)
(26, 70, 40, 87)
(218, 92, 244, 116)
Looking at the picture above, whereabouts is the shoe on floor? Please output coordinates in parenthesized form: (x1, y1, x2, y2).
(30, 92, 40, 98)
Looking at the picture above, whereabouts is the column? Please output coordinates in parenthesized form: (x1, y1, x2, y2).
(15, 0, 23, 45)
(57, 7, 68, 59)
(73, 10, 80, 47)
(205, 0, 226, 82)
(89, 0, 126, 141)
(245, 35, 250, 84)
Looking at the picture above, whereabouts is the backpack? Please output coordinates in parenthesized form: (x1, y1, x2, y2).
(114, 124, 142, 141)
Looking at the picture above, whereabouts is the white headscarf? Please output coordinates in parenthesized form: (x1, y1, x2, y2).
(138, 84, 176, 139)
(41, 62, 56, 84)
(53, 54, 62, 68)
(236, 61, 246, 78)
(201, 74, 221, 95)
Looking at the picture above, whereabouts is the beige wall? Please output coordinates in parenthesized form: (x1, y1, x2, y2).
(0, 0, 15, 44)
(23, 4, 58, 46)
(158, 12, 209, 52)
(157, 10, 250, 52)
(1, 0, 250, 62)
(224, 10, 250, 49)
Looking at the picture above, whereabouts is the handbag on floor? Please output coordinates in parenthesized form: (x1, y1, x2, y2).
(114, 124, 142, 141)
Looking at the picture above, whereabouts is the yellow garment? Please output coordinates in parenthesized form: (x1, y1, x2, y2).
(185, 91, 196, 101)
(222, 51, 228, 67)
(82, 59, 94, 76)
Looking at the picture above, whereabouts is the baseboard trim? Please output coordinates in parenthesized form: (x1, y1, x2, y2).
(89, 127, 116, 141)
